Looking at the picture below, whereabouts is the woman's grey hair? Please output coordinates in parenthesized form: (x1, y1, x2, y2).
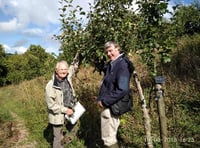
(55, 60, 68, 70)
(104, 41, 120, 51)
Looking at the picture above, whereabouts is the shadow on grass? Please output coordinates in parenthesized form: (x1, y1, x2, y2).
(43, 123, 53, 147)
(73, 95, 104, 148)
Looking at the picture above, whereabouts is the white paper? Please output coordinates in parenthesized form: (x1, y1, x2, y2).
(65, 101, 86, 124)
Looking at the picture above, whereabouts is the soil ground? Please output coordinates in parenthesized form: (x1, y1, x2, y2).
(0, 112, 37, 148)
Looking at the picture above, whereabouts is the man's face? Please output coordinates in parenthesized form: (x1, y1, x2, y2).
(105, 44, 120, 61)
(56, 63, 68, 80)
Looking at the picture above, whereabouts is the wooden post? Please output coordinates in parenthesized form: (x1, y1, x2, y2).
(133, 71, 153, 148)
(154, 77, 169, 148)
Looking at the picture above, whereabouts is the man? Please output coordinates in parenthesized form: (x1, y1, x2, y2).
(98, 41, 131, 148)
(45, 61, 76, 148)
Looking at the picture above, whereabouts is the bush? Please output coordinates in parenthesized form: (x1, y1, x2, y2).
(170, 34, 200, 81)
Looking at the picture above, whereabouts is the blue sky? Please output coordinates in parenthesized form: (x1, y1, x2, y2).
(0, 0, 194, 55)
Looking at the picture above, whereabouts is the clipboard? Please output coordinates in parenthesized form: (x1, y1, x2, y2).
(65, 101, 86, 124)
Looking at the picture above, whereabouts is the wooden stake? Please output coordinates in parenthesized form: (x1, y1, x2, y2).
(155, 83, 169, 148)
(133, 71, 153, 148)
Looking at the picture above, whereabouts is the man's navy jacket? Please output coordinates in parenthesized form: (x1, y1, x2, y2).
(98, 54, 131, 107)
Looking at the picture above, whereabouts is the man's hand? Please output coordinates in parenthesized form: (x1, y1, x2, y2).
(66, 108, 74, 116)
(98, 101, 104, 108)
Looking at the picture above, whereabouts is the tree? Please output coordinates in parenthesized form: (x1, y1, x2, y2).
(4, 45, 56, 84)
(171, 2, 200, 36)
(57, 0, 174, 76)
(24, 45, 52, 79)
(56, 0, 138, 66)
(0, 44, 8, 86)
(5, 54, 27, 84)
(55, 0, 88, 64)
(87, 0, 138, 50)
(135, 0, 172, 76)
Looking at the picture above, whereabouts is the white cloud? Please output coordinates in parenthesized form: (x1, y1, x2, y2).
(15, 46, 27, 54)
(22, 28, 44, 37)
(3, 43, 26, 54)
(2, 44, 11, 53)
(0, 0, 60, 30)
(0, 18, 21, 32)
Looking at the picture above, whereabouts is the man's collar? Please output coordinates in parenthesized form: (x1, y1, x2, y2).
(110, 53, 124, 64)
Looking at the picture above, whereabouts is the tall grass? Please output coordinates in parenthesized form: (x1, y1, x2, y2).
(0, 78, 50, 147)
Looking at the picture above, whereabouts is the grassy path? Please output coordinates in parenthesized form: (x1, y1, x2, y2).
(10, 111, 37, 148)
(0, 86, 37, 147)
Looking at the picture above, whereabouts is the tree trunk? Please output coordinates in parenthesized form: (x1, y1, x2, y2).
(68, 52, 80, 96)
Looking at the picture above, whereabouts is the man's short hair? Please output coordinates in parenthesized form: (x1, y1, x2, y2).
(104, 41, 120, 51)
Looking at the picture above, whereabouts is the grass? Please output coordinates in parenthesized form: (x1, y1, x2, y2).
(0, 81, 50, 147)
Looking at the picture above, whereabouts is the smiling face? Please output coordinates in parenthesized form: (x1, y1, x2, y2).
(56, 62, 68, 80)
(105, 44, 120, 61)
